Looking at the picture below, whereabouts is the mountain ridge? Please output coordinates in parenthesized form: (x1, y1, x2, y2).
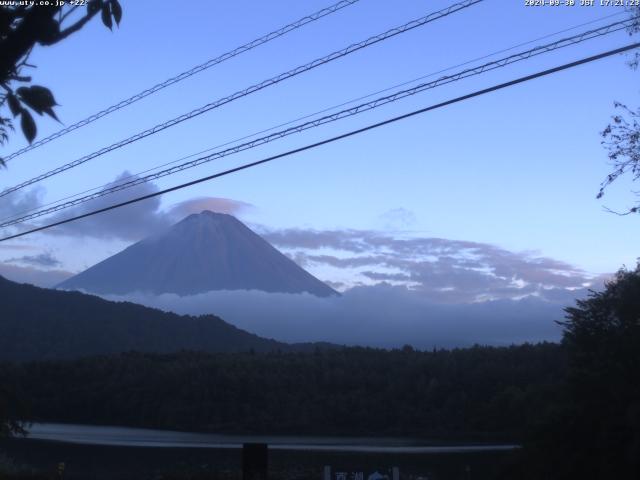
(0, 275, 335, 361)
(58, 211, 337, 297)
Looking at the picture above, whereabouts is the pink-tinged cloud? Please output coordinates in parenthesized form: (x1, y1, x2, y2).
(262, 228, 606, 303)
(167, 197, 253, 220)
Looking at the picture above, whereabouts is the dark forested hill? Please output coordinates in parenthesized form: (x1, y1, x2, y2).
(1, 344, 566, 439)
(0, 276, 287, 361)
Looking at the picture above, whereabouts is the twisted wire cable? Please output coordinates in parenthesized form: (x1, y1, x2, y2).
(2, 42, 638, 243)
(1, 17, 631, 229)
(2, 0, 362, 163)
(0, 0, 484, 198)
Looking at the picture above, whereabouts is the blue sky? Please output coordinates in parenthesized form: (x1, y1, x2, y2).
(1, 0, 639, 290)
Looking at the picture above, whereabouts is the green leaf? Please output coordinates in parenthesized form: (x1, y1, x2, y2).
(43, 107, 60, 122)
(0, 9, 14, 33)
(101, 3, 113, 30)
(36, 17, 61, 45)
(110, 0, 122, 26)
(20, 109, 36, 144)
(7, 93, 21, 117)
(16, 86, 58, 116)
(87, 0, 101, 15)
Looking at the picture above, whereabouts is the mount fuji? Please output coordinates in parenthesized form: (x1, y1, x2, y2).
(58, 211, 337, 297)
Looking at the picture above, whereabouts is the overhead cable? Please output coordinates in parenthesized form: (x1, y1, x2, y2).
(0, 18, 632, 229)
(2, 42, 637, 242)
(2, 10, 627, 224)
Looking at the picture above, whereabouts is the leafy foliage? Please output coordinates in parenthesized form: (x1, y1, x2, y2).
(598, 7, 640, 213)
(0, 386, 26, 439)
(524, 266, 640, 479)
(0, 0, 122, 163)
(599, 103, 640, 213)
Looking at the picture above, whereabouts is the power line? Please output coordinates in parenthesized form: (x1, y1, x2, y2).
(2, 42, 637, 243)
(1, 11, 627, 224)
(1, 0, 362, 163)
(0, 18, 632, 229)
(0, 0, 483, 199)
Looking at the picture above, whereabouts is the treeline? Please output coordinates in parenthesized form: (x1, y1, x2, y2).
(1, 343, 565, 440)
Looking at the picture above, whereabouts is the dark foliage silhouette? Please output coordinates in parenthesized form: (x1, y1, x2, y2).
(524, 265, 640, 479)
(0, 343, 566, 439)
(598, 7, 640, 213)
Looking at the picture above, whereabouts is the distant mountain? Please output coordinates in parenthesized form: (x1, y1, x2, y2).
(0, 275, 292, 361)
(58, 211, 337, 297)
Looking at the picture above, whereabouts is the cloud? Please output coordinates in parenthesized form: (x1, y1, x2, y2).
(0, 263, 73, 288)
(378, 207, 417, 230)
(102, 284, 574, 348)
(45, 171, 169, 241)
(40, 172, 254, 241)
(0, 243, 38, 251)
(261, 228, 376, 252)
(0, 187, 44, 220)
(6, 251, 61, 267)
(261, 228, 601, 303)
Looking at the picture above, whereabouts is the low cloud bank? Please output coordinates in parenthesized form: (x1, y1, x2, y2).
(103, 284, 576, 349)
(260, 228, 608, 302)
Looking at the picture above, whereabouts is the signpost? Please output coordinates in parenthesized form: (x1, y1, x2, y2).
(324, 466, 399, 480)
(57, 462, 65, 479)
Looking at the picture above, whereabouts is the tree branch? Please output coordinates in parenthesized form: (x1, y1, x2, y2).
(59, 5, 81, 24)
(0, 6, 59, 81)
(603, 205, 639, 216)
(49, 6, 101, 44)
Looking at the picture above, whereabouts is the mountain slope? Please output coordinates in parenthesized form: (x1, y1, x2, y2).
(0, 275, 289, 361)
(58, 211, 337, 297)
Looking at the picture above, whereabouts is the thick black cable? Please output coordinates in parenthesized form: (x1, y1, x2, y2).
(2, 42, 637, 243)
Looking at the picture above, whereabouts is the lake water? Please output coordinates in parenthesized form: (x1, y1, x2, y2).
(27, 423, 519, 453)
